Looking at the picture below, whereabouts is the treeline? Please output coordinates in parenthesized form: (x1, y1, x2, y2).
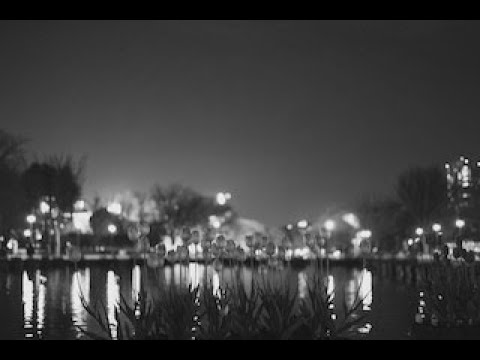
(353, 164, 459, 252)
(89, 184, 236, 247)
(0, 128, 235, 249)
(0, 129, 85, 239)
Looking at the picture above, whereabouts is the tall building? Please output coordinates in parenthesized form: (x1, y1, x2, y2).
(445, 156, 480, 234)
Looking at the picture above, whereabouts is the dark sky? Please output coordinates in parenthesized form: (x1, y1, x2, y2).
(2, 20, 480, 226)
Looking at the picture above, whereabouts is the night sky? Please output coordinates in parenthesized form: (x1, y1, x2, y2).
(2, 20, 480, 226)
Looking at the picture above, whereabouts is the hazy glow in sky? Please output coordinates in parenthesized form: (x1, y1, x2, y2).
(2, 20, 480, 225)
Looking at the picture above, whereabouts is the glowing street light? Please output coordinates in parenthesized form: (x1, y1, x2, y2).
(216, 192, 231, 206)
(286, 224, 293, 231)
(415, 227, 424, 236)
(107, 202, 122, 215)
(432, 223, 441, 233)
(107, 224, 117, 234)
(26, 214, 36, 224)
(23, 229, 32, 238)
(324, 219, 335, 232)
(297, 219, 309, 229)
(40, 201, 50, 214)
(432, 223, 442, 250)
(455, 219, 465, 229)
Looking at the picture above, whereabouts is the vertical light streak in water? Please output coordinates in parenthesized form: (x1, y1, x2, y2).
(212, 271, 220, 297)
(36, 270, 46, 334)
(327, 275, 335, 297)
(356, 269, 373, 334)
(359, 269, 372, 311)
(345, 275, 357, 309)
(298, 272, 307, 299)
(106, 270, 120, 339)
(188, 262, 202, 288)
(132, 265, 141, 303)
(71, 268, 90, 336)
(173, 264, 181, 287)
(164, 266, 172, 287)
(327, 274, 336, 320)
(241, 266, 253, 296)
(22, 271, 34, 336)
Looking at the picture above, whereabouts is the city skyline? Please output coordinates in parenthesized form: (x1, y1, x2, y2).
(2, 20, 480, 226)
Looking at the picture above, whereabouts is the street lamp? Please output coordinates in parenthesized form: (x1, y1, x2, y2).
(359, 229, 372, 268)
(324, 219, 335, 276)
(26, 214, 36, 247)
(455, 219, 465, 229)
(415, 227, 424, 236)
(39, 200, 52, 255)
(26, 214, 36, 225)
(432, 223, 442, 251)
(415, 227, 425, 256)
(108, 224, 117, 235)
(324, 220, 335, 232)
(455, 219, 465, 250)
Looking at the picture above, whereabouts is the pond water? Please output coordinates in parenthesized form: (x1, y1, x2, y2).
(0, 261, 419, 340)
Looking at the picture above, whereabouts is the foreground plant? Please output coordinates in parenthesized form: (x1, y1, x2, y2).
(78, 267, 370, 340)
(297, 272, 367, 340)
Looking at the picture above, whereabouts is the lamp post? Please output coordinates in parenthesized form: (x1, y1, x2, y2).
(359, 229, 372, 268)
(432, 223, 442, 251)
(455, 219, 465, 251)
(108, 224, 117, 235)
(26, 214, 36, 249)
(324, 219, 335, 276)
(415, 227, 425, 257)
(40, 200, 50, 256)
(297, 219, 309, 250)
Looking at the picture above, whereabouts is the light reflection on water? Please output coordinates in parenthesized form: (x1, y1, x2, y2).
(1, 262, 415, 339)
(71, 268, 90, 337)
(106, 270, 120, 339)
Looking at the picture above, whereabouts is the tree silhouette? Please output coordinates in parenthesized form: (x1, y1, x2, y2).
(395, 165, 448, 228)
(0, 129, 28, 240)
(151, 183, 233, 241)
(22, 154, 86, 213)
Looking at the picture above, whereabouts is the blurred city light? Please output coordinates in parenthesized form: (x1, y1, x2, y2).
(359, 229, 372, 238)
(342, 213, 360, 229)
(324, 219, 335, 232)
(216, 192, 232, 206)
(107, 202, 122, 215)
(107, 224, 117, 234)
(432, 223, 441, 233)
(455, 219, 465, 229)
(26, 214, 36, 224)
(23, 229, 32, 238)
(286, 224, 293, 230)
(415, 227, 424, 236)
(297, 219, 308, 229)
(40, 201, 50, 214)
(74, 200, 86, 211)
(209, 215, 221, 229)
